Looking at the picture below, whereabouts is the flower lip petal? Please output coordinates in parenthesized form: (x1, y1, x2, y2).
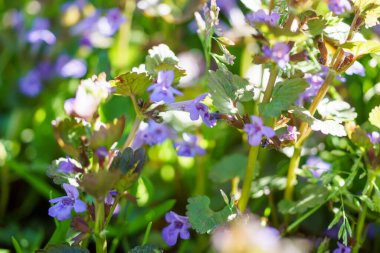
(63, 183, 79, 199)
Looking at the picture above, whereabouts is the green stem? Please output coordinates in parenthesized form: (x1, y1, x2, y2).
(284, 146, 302, 201)
(238, 66, 279, 212)
(94, 200, 107, 253)
(105, 195, 121, 227)
(353, 172, 376, 253)
(0, 165, 9, 219)
(142, 222, 153, 246)
(123, 117, 141, 149)
(284, 70, 337, 205)
(238, 146, 260, 211)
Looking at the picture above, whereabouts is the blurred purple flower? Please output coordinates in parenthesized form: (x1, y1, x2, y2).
(367, 132, 380, 144)
(328, 0, 351, 14)
(297, 72, 325, 105)
(57, 156, 76, 173)
(174, 133, 206, 157)
(97, 8, 126, 36)
(62, 0, 87, 12)
(168, 93, 217, 128)
(27, 18, 56, 45)
(37, 61, 54, 80)
(305, 156, 331, 178)
(48, 183, 86, 221)
(263, 42, 290, 68)
(244, 116, 275, 146)
(147, 70, 182, 103)
(19, 70, 43, 97)
(246, 9, 280, 26)
(162, 211, 191, 246)
(280, 126, 299, 141)
(345, 61, 365, 76)
(333, 242, 351, 253)
(70, 10, 101, 36)
(132, 120, 175, 149)
(56, 55, 87, 78)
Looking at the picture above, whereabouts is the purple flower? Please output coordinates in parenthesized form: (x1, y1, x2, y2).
(263, 42, 290, 68)
(57, 156, 76, 173)
(345, 61, 365, 76)
(37, 61, 54, 81)
(174, 133, 206, 157)
(280, 126, 299, 141)
(162, 211, 191, 246)
(48, 183, 86, 221)
(105, 190, 120, 215)
(147, 70, 183, 103)
(56, 55, 87, 78)
(328, 0, 351, 14)
(95, 147, 108, 160)
(97, 8, 126, 36)
(244, 116, 275, 146)
(367, 132, 380, 144)
(131, 120, 175, 149)
(305, 156, 331, 178)
(246, 10, 280, 26)
(168, 93, 217, 128)
(19, 70, 43, 97)
(27, 18, 56, 45)
(333, 242, 351, 253)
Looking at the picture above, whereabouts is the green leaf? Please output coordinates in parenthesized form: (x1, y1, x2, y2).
(260, 78, 309, 118)
(342, 41, 380, 57)
(290, 106, 346, 136)
(350, 127, 372, 148)
(52, 118, 88, 158)
(369, 105, 380, 129)
(36, 243, 89, 253)
(80, 170, 121, 200)
(308, 19, 327, 36)
(208, 67, 254, 114)
(353, 0, 380, 27)
(323, 22, 351, 45)
(209, 153, 247, 183)
(110, 148, 147, 191)
(317, 99, 357, 123)
(256, 23, 307, 44)
(129, 245, 162, 253)
(186, 195, 236, 234)
(90, 116, 126, 149)
(11, 236, 23, 253)
(145, 44, 179, 75)
(112, 72, 153, 97)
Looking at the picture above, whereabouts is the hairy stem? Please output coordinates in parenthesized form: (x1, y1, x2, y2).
(95, 200, 107, 253)
(238, 66, 279, 212)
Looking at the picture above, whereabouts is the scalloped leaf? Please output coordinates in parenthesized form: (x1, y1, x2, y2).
(186, 196, 236, 234)
(341, 41, 380, 57)
(112, 72, 153, 97)
(317, 99, 357, 123)
(90, 116, 126, 149)
(369, 106, 380, 129)
(290, 106, 346, 136)
(260, 78, 309, 118)
(52, 118, 88, 158)
(208, 67, 254, 114)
